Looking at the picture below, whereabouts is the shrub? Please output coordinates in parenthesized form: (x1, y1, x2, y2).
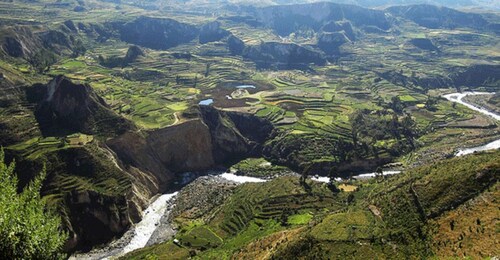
(0, 149, 67, 259)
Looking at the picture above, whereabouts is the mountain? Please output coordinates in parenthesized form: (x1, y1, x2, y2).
(387, 4, 489, 29)
(0, 0, 498, 258)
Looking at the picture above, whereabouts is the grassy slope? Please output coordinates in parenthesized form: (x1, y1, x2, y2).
(123, 150, 499, 259)
(123, 177, 348, 259)
(0, 0, 499, 256)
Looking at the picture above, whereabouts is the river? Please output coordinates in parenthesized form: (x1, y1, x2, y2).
(74, 92, 499, 259)
(72, 173, 269, 260)
(443, 91, 500, 156)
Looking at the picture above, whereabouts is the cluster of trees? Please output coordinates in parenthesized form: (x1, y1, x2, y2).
(0, 149, 67, 259)
(27, 50, 57, 73)
(350, 108, 417, 157)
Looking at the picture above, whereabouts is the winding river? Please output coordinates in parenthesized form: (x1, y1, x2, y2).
(443, 92, 500, 156)
(73, 173, 268, 259)
(74, 92, 499, 259)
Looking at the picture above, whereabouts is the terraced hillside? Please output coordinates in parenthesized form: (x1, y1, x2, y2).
(0, 0, 498, 257)
(124, 150, 499, 259)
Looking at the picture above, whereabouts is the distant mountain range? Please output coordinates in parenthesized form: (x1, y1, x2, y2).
(176, 0, 500, 10)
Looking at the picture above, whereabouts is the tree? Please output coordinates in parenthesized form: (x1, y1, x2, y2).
(425, 96, 438, 111)
(327, 166, 340, 194)
(328, 166, 337, 179)
(205, 63, 211, 77)
(390, 96, 404, 114)
(0, 149, 67, 259)
(27, 50, 57, 73)
(375, 166, 384, 180)
(71, 39, 86, 58)
(300, 163, 311, 185)
(401, 114, 416, 138)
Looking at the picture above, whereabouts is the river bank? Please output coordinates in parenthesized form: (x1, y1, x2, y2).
(443, 92, 500, 156)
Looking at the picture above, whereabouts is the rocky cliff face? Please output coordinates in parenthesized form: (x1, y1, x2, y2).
(124, 45, 144, 63)
(33, 75, 134, 136)
(252, 2, 391, 36)
(1, 26, 42, 58)
(7, 143, 151, 253)
(227, 34, 245, 55)
(108, 106, 275, 179)
(317, 32, 350, 55)
(1, 26, 78, 59)
(451, 64, 500, 89)
(63, 189, 132, 251)
(3, 36, 25, 57)
(378, 64, 500, 91)
(107, 119, 215, 188)
(387, 5, 489, 30)
(321, 20, 356, 41)
(199, 106, 274, 163)
(199, 21, 230, 44)
(119, 16, 199, 50)
(243, 42, 326, 69)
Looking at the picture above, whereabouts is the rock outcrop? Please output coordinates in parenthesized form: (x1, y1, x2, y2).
(409, 38, 439, 52)
(108, 106, 275, 179)
(317, 32, 350, 55)
(227, 34, 245, 55)
(199, 21, 230, 44)
(199, 106, 274, 163)
(63, 188, 132, 251)
(6, 143, 152, 253)
(124, 45, 144, 64)
(451, 64, 500, 89)
(1, 26, 78, 59)
(107, 119, 214, 188)
(251, 2, 391, 36)
(387, 5, 489, 30)
(3, 36, 25, 57)
(1, 26, 41, 58)
(321, 20, 356, 41)
(119, 16, 199, 50)
(39, 30, 72, 50)
(243, 42, 326, 69)
(33, 76, 134, 136)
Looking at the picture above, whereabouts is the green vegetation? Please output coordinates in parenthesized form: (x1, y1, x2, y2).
(287, 212, 313, 225)
(0, 149, 67, 259)
(125, 177, 347, 259)
(0, 0, 499, 258)
(231, 157, 288, 177)
(125, 150, 499, 259)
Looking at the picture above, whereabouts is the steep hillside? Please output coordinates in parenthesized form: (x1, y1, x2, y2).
(0, 0, 498, 257)
(250, 2, 391, 35)
(123, 150, 499, 259)
(32, 75, 134, 136)
(119, 16, 199, 50)
(264, 151, 500, 258)
(387, 4, 489, 29)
